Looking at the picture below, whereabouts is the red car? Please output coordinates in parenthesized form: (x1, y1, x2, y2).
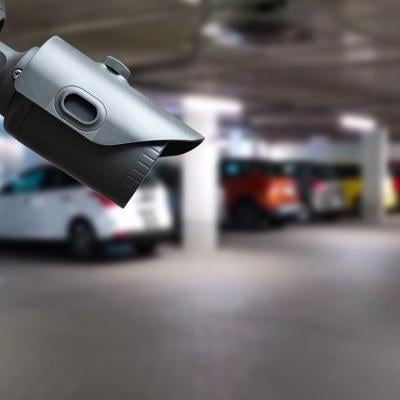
(220, 159, 300, 228)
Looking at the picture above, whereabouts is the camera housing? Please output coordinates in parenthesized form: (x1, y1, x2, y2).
(0, 1, 203, 207)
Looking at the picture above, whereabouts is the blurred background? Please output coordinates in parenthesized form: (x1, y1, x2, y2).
(1, 1, 400, 399)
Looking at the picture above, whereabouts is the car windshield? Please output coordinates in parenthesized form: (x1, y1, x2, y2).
(334, 165, 361, 179)
(312, 164, 337, 181)
(222, 161, 243, 178)
(266, 163, 296, 177)
(221, 160, 297, 179)
(2, 169, 46, 194)
(220, 160, 256, 179)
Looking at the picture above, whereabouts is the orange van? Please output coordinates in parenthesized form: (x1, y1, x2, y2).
(220, 159, 300, 228)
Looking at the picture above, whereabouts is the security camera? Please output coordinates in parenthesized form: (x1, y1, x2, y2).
(0, 0, 203, 207)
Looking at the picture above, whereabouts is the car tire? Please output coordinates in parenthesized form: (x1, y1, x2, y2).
(325, 212, 340, 222)
(68, 220, 99, 261)
(269, 218, 286, 228)
(135, 242, 157, 257)
(232, 200, 266, 230)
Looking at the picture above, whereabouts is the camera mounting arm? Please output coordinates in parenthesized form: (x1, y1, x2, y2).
(0, 0, 11, 113)
(0, 0, 38, 115)
(0, 0, 4, 31)
(0, 44, 38, 116)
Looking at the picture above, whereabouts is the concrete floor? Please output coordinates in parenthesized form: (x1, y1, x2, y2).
(0, 224, 400, 399)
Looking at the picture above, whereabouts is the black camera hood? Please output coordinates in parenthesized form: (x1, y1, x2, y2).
(0, 1, 203, 158)
(14, 36, 203, 157)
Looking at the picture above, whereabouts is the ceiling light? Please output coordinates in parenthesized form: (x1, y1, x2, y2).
(339, 114, 378, 134)
(182, 95, 243, 115)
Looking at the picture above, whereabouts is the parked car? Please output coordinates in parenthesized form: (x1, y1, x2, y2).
(220, 159, 300, 228)
(390, 162, 400, 210)
(154, 161, 182, 241)
(283, 161, 344, 221)
(334, 163, 397, 213)
(0, 164, 173, 259)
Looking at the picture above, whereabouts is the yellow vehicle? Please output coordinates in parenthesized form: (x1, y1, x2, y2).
(333, 163, 397, 212)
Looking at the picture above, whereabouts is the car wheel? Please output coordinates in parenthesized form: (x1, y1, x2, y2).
(68, 220, 98, 260)
(269, 218, 285, 228)
(232, 200, 265, 230)
(135, 242, 157, 257)
(325, 212, 340, 222)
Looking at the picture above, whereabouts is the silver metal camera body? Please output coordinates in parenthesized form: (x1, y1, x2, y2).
(0, 0, 203, 207)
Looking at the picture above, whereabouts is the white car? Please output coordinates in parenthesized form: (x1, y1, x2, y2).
(0, 164, 173, 258)
(283, 161, 344, 222)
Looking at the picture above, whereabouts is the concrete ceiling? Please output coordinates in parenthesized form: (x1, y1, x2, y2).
(134, 0, 400, 139)
(3, 0, 400, 139)
(2, 0, 205, 67)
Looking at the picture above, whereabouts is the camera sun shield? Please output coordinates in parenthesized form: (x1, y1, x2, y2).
(0, 35, 204, 207)
(14, 36, 203, 155)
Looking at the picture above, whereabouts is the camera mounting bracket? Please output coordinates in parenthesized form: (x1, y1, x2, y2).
(0, 0, 5, 33)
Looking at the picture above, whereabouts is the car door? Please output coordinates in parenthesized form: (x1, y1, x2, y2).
(32, 167, 81, 240)
(11, 168, 50, 240)
(19, 166, 78, 241)
(0, 168, 48, 239)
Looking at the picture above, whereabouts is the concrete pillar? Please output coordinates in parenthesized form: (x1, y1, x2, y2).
(361, 128, 389, 223)
(182, 96, 242, 252)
